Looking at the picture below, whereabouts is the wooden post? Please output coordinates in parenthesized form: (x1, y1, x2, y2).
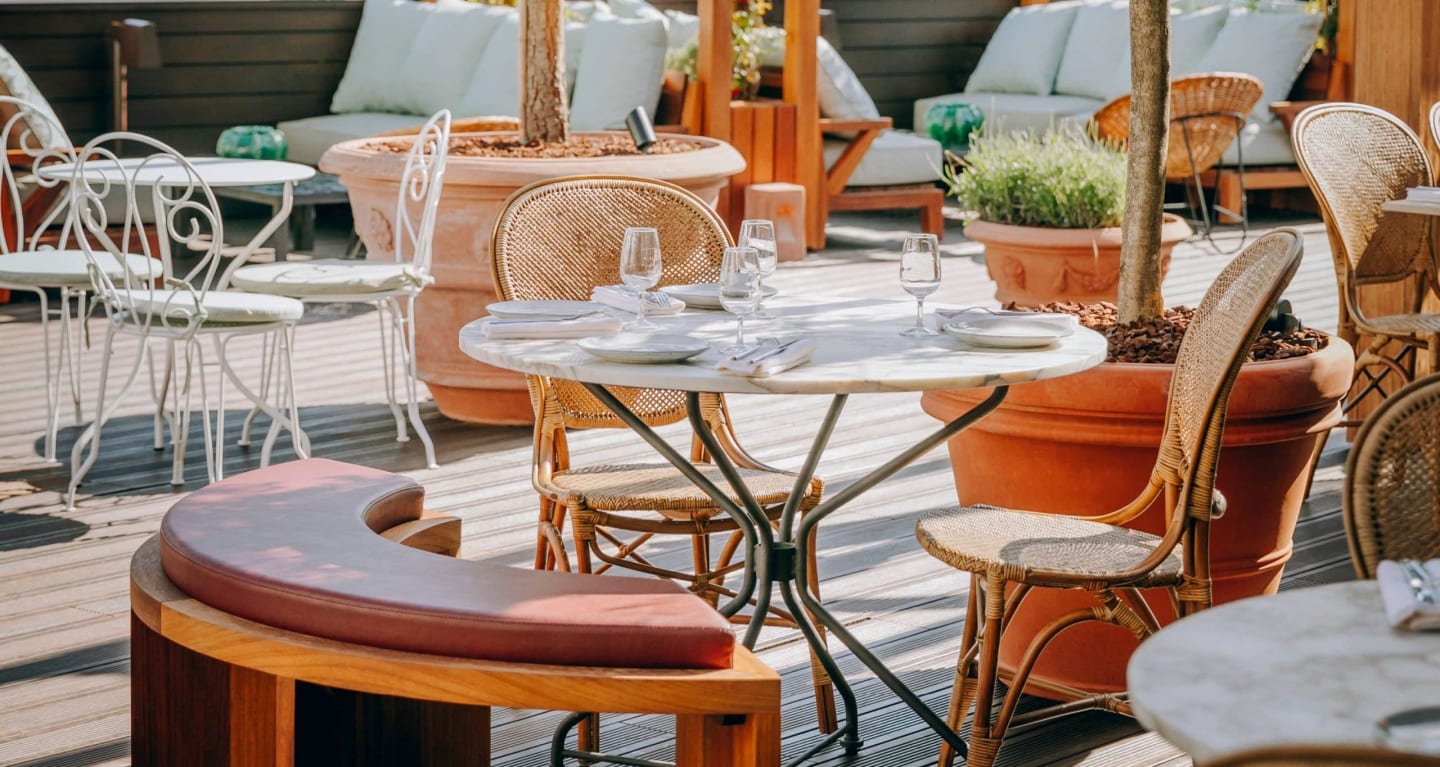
(520, 0, 568, 145)
(696, 0, 733, 140)
(675, 713, 781, 767)
(784, 0, 822, 249)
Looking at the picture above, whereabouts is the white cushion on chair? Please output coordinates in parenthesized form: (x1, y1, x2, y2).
(914, 92, 1104, 137)
(232, 260, 431, 297)
(964, 1, 1081, 96)
(570, 15, 667, 130)
(1194, 8, 1321, 121)
(1220, 116, 1294, 166)
(822, 130, 943, 187)
(276, 113, 429, 166)
(1053, 1, 1130, 102)
(817, 37, 881, 122)
(396, 0, 509, 116)
(0, 250, 159, 288)
(112, 289, 304, 324)
(330, 0, 433, 114)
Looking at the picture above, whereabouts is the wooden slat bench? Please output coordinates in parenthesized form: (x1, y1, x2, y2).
(129, 458, 780, 766)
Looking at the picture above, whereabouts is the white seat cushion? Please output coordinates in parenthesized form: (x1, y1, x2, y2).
(0, 250, 159, 288)
(915, 93, 1104, 137)
(111, 289, 304, 325)
(1053, 1, 1130, 102)
(570, 15, 667, 130)
(823, 130, 943, 187)
(276, 113, 431, 165)
(330, 0, 434, 114)
(1220, 116, 1294, 166)
(964, 1, 1081, 96)
(1194, 8, 1322, 121)
(232, 260, 432, 297)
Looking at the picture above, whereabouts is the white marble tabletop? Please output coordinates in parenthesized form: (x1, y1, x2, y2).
(39, 157, 316, 188)
(458, 296, 1108, 396)
(1128, 581, 1440, 763)
(1381, 198, 1440, 217)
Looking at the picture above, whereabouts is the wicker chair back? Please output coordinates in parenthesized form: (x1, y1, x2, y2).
(1092, 73, 1263, 179)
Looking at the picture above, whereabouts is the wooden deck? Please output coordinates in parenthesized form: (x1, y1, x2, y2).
(0, 209, 1354, 767)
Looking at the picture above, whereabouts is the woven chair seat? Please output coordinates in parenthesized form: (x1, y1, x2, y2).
(1359, 312, 1440, 336)
(915, 505, 1183, 587)
(553, 463, 817, 520)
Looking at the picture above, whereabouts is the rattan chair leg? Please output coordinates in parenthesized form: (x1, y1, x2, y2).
(991, 606, 1100, 738)
(937, 578, 983, 767)
(578, 712, 599, 758)
(966, 572, 1008, 763)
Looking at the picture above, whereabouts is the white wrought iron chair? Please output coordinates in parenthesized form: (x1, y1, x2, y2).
(66, 133, 309, 508)
(229, 110, 450, 468)
(0, 96, 159, 461)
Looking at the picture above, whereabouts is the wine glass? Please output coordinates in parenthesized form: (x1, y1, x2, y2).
(620, 227, 662, 330)
(738, 219, 778, 319)
(899, 233, 941, 337)
(718, 246, 761, 354)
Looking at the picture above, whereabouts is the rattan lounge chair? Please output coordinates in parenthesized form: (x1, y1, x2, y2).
(1292, 103, 1437, 428)
(1092, 73, 1264, 252)
(915, 229, 1305, 767)
(1209, 745, 1440, 766)
(1342, 373, 1440, 579)
(489, 174, 836, 733)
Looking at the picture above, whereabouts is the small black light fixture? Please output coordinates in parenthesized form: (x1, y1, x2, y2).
(625, 106, 657, 153)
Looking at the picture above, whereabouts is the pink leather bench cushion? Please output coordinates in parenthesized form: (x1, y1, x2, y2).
(159, 459, 735, 670)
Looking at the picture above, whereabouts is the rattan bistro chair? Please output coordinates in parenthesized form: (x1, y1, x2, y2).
(1209, 745, 1440, 767)
(916, 229, 1305, 767)
(490, 175, 836, 731)
(1342, 373, 1440, 579)
(1093, 73, 1263, 251)
(1293, 103, 1437, 428)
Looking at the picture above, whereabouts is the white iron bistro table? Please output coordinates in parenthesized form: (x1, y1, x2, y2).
(460, 296, 1107, 762)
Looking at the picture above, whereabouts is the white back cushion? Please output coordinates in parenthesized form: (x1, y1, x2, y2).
(398, 0, 510, 115)
(609, 0, 665, 21)
(1053, 2, 1130, 101)
(965, 1, 1081, 95)
(663, 9, 702, 50)
(1194, 8, 1321, 120)
(0, 42, 68, 150)
(817, 37, 880, 121)
(330, 0, 432, 114)
(1108, 5, 1228, 97)
(456, 13, 521, 117)
(570, 16, 667, 130)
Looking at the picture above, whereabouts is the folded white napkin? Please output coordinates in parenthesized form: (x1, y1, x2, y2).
(715, 338, 817, 378)
(481, 314, 622, 340)
(935, 307, 1079, 334)
(590, 285, 685, 316)
(1378, 559, 1440, 630)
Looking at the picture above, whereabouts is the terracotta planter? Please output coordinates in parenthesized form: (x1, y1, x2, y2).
(966, 214, 1192, 307)
(919, 337, 1353, 697)
(321, 132, 746, 425)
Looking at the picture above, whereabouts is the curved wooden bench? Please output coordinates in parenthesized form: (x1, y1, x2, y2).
(131, 459, 779, 766)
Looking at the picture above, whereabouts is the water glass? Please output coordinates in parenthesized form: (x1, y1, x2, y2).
(738, 219, 778, 319)
(899, 233, 941, 337)
(718, 246, 761, 354)
(620, 227, 662, 330)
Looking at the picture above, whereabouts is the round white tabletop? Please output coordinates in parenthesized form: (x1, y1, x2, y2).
(1128, 581, 1440, 763)
(458, 297, 1108, 396)
(39, 157, 316, 188)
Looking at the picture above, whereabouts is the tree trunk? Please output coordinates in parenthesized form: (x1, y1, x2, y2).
(520, 0, 568, 145)
(1116, 0, 1170, 324)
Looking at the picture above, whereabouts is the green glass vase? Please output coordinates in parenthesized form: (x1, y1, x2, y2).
(216, 125, 288, 160)
(925, 103, 984, 153)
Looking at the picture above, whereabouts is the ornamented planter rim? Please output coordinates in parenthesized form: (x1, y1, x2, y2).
(963, 212, 1192, 249)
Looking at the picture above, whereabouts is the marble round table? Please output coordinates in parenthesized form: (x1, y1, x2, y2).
(461, 296, 1107, 761)
(1128, 581, 1440, 764)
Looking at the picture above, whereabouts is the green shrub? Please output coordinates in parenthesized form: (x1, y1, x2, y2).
(946, 129, 1127, 230)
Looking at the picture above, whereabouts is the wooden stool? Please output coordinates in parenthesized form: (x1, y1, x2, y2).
(744, 182, 807, 261)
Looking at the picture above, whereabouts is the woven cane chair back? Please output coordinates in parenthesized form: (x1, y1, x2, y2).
(1161, 229, 1304, 522)
(1091, 73, 1263, 179)
(1343, 373, 1440, 578)
(1, 96, 74, 253)
(491, 175, 732, 428)
(1293, 104, 1434, 303)
(387, 109, 450, 276)
(1210, 745, 1440, 767)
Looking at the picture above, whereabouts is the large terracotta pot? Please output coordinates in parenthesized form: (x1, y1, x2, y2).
(966, 214, 1193, 307)
(321, 132, 746, 425)
(919, 337, 1354, 697)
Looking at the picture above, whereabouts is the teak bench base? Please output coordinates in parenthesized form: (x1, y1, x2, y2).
(130, 538, 781, 767)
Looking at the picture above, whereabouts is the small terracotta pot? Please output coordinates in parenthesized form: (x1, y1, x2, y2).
(919, 337, 1354, 697)
(965, 214, 1193, 307)
(322, 132, 746, 425)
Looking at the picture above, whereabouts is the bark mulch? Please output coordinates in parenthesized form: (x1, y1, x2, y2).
(1026, 301, 1327, 364)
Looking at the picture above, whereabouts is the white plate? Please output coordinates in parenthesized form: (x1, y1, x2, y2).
(942, 318, 1075, 348)
(577, 334, 710, 364)
(660, 283, 779, 310)
(486, 300, 603, 320)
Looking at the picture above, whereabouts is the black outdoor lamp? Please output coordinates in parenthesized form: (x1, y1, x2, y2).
(625, 106, 657, 153)
(109, 18, 162, 133)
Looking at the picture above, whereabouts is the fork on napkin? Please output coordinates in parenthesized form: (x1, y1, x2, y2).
(935, 307, 1080, 333)
(481, 314, 622, 340)
(1378, 559, 1440, 630)
(715, 338, 817, 377)
(591, 285, 686, 316)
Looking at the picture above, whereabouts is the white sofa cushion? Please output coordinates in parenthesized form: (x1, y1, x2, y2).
(456, 12, 522, 118)
(1054, 2, 1130, 101)
(1194, 8, 1321, 121)
(822, 130, 943, 187)
(914, 92, 1104, 137)
(397, 0, 509, 115)
(663, 9, 701, 49)
(1220, 115, 1294, 166)
(330, 0, 432, 114)
(570, 16, 667, 130)
(277, 113, 430, 165)
(964, 1, 1081, 96)
(817, 37, 881, 122)
(1109, 5, 1229, 97)
(608, 0, 664, 21)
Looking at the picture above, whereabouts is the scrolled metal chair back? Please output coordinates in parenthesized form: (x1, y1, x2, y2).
(0, 95, 75, 253)
(390, 109, 450, 277)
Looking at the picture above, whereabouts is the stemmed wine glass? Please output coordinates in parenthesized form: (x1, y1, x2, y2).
(620, 227, 662, 330)
(899, 233, 941, 337)
(718, 246, 761, 354)
(738, 219, 778, 319)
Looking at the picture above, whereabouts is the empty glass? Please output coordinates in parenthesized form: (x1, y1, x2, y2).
(718, 246, 761, 354)
(738, 219, 778, 319)
(620, 227, 662, 330)
(899, 233, 941, 337)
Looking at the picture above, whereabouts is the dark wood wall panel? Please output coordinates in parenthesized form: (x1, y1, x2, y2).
(0, 1, 362, 154)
